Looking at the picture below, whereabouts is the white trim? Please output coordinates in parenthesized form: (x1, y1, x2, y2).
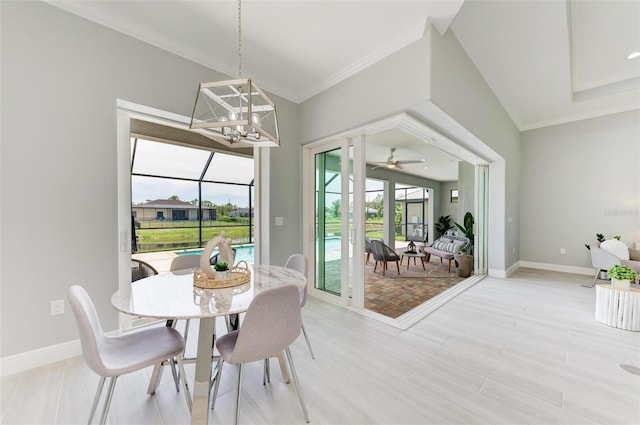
(299, 19, 428, 103)
(488, 268, 508, 278)
(0, 340, 81, 377)
(394, 274, 485, 329)
(505, 261, 520, 277)
(518, 261, 594, 276)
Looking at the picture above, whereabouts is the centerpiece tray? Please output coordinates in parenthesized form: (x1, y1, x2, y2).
(193, 261, 251, 289)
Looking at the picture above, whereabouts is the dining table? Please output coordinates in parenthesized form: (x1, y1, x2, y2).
(111, 263, 307, 425)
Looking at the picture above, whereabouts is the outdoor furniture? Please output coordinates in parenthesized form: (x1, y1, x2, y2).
(370, 239, 401, 276)
(421, 230, 470, 273)
(401, 251, 426, 270)
(365, 236, 373, 264)
(131, 258, 158, 282)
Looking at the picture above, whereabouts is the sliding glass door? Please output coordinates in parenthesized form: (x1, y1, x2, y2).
(306, 139, 362, 307)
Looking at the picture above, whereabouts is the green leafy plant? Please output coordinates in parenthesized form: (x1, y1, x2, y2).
(435, 215, 453, 238)
(607, 264, 637, 281)
(454, 212, 474, 255)
(586, 233, 613, 250)
(214, 262, 229, 272)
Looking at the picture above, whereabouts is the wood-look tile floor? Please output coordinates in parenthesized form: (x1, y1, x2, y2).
(2, 268, 639, 424)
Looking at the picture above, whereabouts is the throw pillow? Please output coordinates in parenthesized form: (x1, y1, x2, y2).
(601, 239, 630, 260)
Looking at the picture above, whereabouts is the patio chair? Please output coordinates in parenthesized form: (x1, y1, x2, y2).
(370, 239, 401, 276)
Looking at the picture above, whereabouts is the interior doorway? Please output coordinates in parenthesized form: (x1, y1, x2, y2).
(303, 113, 489, 329)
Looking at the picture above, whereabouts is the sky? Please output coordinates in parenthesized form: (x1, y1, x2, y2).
(131, 138, 253, 206)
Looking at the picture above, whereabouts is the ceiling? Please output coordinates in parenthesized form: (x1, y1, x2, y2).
(46, 0, 639, 181)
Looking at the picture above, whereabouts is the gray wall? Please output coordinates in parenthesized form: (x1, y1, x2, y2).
(520, 110, 640, 268)
(457, 161, 475, 225)
(439, 181, 458, 228)
(0, 1, 299, 357)
(428, 27, 521, 272)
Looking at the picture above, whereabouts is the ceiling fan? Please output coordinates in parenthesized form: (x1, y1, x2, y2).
(371, 148, 425, 170)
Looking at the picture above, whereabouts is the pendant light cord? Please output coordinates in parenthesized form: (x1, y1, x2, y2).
(237, 0, 242, 78)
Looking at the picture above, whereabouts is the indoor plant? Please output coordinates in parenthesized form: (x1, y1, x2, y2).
(606, 264, 637, 290)
(435, 215, 453, 238)
(214, 261, 230, 279)
(454, 247, 474, 278)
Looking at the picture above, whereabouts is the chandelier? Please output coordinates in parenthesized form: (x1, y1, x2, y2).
(190, 0, 279, 147)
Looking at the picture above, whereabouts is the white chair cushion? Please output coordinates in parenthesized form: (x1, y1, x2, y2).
(601, 239, 630, 260)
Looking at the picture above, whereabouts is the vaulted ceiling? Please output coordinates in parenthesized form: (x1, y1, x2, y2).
(46, 0, 640, 180)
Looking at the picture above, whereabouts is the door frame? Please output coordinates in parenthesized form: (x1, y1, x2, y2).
(302, 113, 490, 328)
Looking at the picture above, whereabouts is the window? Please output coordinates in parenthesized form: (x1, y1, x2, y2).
(451, 189, 459, 203)
(131, 137, 254, 252)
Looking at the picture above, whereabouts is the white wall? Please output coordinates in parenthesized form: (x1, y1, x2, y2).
(0, 1, 298, 358)
(520, 110, 640, 268)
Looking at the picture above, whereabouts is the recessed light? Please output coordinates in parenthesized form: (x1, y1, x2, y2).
(423, 166, 429, 170)
(627, 51, 640, 59)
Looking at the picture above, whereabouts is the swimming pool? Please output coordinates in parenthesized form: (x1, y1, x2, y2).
(176, 237, 342, 264)
(177, 245, 255, 263)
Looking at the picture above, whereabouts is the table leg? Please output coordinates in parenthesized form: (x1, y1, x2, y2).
(190, 316, 216, 425)
(276, 352, 291, 383)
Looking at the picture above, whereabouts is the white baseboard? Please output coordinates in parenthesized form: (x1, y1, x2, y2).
(518, 261, 594, 276)
(0, 339, 82, 377)
(489, 268, 508, 278)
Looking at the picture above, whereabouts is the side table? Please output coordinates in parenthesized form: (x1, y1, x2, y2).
(401, 252, 426, 270)
(595, 284, 640, 331)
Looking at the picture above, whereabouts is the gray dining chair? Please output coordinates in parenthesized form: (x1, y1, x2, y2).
(68, 285, 191, 425)
(285, 254, 314, 359)
(263, 254, 314, 384)
(211, 284, 310, 425)
(131, 258, 181, 392)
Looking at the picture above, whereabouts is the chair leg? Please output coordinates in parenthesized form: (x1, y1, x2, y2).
(165, 320, 181, 392)
(447, 259, 452, 273)
(211, 359, 224, 411)
(88, 376, 106, 425)
(374, 261, 379, 273)
(583, 270, 599, 287)
(301, 319, 315, 359)
(176, 355, 192, 412)
(263, 358, 271, 385)
(99, 376, 118, 425)
(285, 347, 310, 423)
(234, 364, 243, 425)
(395, 261, 400, 275)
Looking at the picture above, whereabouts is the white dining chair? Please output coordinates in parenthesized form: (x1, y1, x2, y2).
(211, 284, 310, 425)
(68, 285, 192, 425)
(285, 253, 314, 359)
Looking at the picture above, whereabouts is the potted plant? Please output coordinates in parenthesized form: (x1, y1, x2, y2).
(607, 264, 637, 290)
(454, 247, 474, 278)
(453, 212, 474, 278)
(435, 215, 453, 238)
(454, 212, 474, 254)
(214, 262, 230, 280)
